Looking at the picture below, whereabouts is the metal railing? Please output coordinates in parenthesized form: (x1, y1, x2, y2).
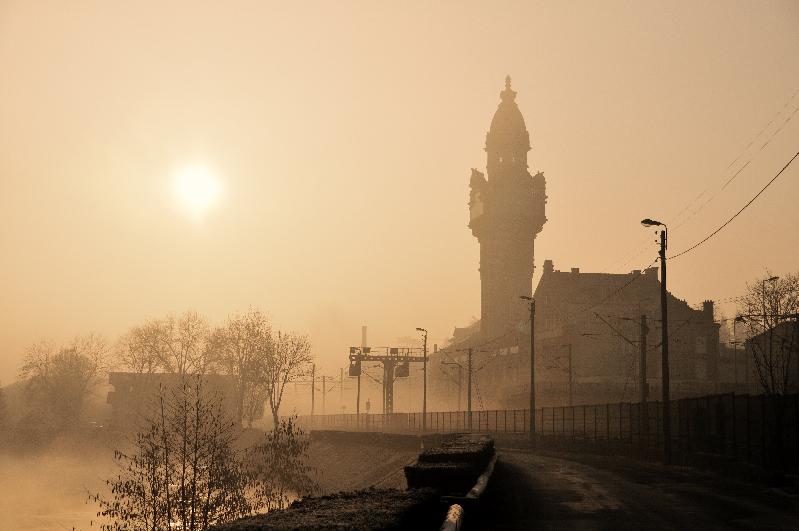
(290, 392, 799, 471)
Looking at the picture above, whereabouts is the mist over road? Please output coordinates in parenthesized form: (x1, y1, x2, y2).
(468, 449, 799, 530)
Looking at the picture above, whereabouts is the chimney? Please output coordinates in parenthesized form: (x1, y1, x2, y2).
(543, 259, 554, 274)
(703, 300, 714, 320)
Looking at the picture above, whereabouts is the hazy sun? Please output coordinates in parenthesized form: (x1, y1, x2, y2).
(173, 165, 221, 217)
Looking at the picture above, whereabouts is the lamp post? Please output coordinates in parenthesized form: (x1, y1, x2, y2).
(733, 315, 746, 390)
(641, 218, 671, 465)
(416, 327, 428, 431)
(762, 276, 779, 395)
(520, 295, 536, 435)
(762, 276, 779, 327)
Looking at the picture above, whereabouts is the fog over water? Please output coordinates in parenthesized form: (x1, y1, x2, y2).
(0, 446, 112, 530)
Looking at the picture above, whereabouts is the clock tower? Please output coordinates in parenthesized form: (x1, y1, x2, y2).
(469, 77, 547, 339)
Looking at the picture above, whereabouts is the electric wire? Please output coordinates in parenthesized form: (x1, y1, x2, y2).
(669, 148, 799, 260)
(599, 87, 799, 272)
(671, 88, 799, 231)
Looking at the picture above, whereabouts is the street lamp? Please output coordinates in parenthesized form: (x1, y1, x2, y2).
(416, 327, 428, 431)
(762, 276, 779, 325)
(520, 295, 536, 435)
(641, 217, 671, 465)
(733, 315, 747, 391)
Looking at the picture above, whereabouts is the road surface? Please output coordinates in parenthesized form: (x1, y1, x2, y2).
(466, 448, 799, 530)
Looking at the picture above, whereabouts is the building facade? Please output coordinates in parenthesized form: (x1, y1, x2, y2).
(530, 260, 722, 405)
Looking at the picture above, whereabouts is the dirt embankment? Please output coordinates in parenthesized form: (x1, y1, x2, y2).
(306, 431, 424, 492)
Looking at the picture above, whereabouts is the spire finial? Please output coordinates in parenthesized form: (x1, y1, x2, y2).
(500, 75, 516, 102)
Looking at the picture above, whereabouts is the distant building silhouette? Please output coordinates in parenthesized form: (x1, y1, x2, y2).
(531, 260, 721, 404)
(107, 372, 239, 429)
(469, 76, 547, 339)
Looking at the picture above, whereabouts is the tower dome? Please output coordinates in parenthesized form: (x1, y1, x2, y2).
(486, 76, 531, 155)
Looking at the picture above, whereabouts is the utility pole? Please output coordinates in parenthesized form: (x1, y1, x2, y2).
(423, 334, 427, 428)
(641, 218, 670, 465)
(468, 347, 473, 430)
(733, 315, 746, 390)
(457, 364, 462, 411)
(658, 228, 671, 465)
(520, 296, 536, 435)
(441, 358, 463, 410)
(417, 328, 428, 431)
(339, 368, 343, 411)
(356, 366, 361, 417)
(322, 375, 326, 415)
(567, 343, 573, 407)
(311, 363, 315, 417)
(640, 314, 649, 447)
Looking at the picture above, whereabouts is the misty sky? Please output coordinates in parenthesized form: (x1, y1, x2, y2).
(1, 1, 798, 382)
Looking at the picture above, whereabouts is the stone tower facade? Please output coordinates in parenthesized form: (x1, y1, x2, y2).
(469, 77, 547, 339)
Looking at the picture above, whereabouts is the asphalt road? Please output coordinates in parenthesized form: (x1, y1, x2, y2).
(465, 449, 799, 530)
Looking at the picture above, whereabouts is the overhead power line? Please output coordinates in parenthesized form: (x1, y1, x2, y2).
(671, 88, 799, 231)
(670, 148, 799, 260)
(602, 87, 799, 272)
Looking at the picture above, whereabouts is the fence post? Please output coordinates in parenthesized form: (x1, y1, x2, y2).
(731, 393, 737, 460)
(583, 405, 587, 441)
(629, 403, 633, 444)
(685, 399, 691, 453)
(746, 394, 751, 463)
(572, 405, 576, 441)
(795, 394, 799, 467)
(761, 396, 767, 467)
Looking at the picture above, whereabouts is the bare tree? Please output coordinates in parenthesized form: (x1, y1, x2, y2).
(94, 377, 253, 530)
(245, 416, 318, 511)
(115, 320, 163, 376)
(158, 311, 217, 376)
(20, 334, 107, 433)
(739, 272, 799, 395)
(115, 311, 216, 377)
(213, 309, 273, 427)
(265, 332, 313, 427)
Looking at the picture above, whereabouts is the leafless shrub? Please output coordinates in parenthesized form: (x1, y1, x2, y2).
(245, 416, 319, 511)
(93, 377, 252, 530)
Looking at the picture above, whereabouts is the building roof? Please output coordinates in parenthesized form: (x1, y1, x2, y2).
(534, 259, 710, 322)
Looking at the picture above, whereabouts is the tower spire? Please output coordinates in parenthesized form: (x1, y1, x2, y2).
(500, 75, 517, 103)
